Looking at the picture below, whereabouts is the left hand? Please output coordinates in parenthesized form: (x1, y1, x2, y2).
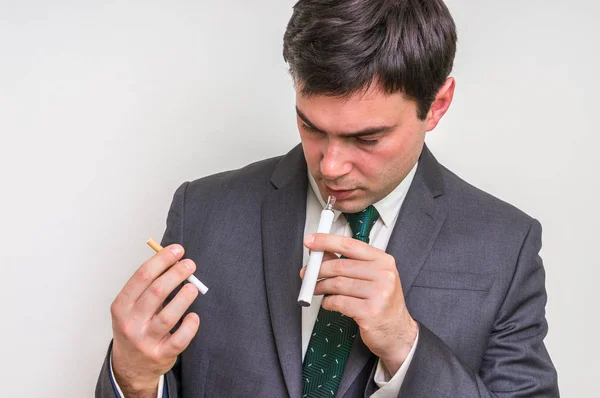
(301, 233, 418, 375)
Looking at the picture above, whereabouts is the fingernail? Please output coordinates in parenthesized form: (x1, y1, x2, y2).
(183, 260, 194, 270)
(305, 235, 314, 245)
(171, 245, 183, 256)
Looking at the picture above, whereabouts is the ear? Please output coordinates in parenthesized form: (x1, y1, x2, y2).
(425, 77, 456, 132)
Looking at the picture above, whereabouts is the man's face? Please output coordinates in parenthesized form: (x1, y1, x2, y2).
(296, 83, 430, 213)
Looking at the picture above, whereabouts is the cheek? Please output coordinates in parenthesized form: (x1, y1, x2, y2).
(351, 153, 380, 183)
(358, 148, 403, 187)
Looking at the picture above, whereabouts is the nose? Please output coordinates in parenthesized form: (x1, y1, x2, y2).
(320, 140, 352, 181)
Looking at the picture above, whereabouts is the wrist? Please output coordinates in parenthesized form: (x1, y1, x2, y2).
(112, 342, 161, 396)
(115, 374, 159, 398)
(112, 359, 160, 398)
(381, 317, 419, 375)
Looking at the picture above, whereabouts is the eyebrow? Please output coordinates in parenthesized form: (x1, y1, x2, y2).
(295, 106, 396, 138)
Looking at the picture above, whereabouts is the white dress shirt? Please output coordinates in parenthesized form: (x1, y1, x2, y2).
(111, 160, 419, 398)
(303, 163, 419, 397)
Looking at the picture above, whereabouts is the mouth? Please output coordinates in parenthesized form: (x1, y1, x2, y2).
(324, 186, 357, 200)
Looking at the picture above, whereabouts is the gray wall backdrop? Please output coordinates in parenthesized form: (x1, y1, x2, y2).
(0, 0, 597, 396)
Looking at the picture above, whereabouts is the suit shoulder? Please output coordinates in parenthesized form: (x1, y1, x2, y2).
(168, 154, 286, 215)
(438, 164, 536, 232)
(187, 154, 283, 193)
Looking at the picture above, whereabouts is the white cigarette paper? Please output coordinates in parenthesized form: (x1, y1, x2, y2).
(297, 196, 336, 306)
(146, 238, 209, 295)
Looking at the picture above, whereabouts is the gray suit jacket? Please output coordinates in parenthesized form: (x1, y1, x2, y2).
(96, 144, 559, 397)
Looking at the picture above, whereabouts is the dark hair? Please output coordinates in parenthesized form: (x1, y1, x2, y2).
(283, 0, 457, 120)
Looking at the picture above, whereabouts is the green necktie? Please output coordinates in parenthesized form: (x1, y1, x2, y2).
(302, 205, 380, 397)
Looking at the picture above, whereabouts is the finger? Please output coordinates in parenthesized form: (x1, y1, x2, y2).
(148, 283, 198, 340)
(314, 276, 374, 299)
(305, 234, 376, 261)
(306, 250, 342, 262)
(119, 244, 185, 304)
(317, 257, 376, 281)
(134, 258, 196, 319)
(321, 295, 364, 320)
(300, 251, 338, 279)
(160, 312, 200, 358)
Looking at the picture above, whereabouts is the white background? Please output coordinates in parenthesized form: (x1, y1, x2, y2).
(0, 0, 597, 396)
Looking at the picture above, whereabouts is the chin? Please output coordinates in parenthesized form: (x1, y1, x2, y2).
(334, 197, 371, 213)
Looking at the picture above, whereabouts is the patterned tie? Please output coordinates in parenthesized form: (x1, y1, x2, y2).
(302, 205, 380, 397)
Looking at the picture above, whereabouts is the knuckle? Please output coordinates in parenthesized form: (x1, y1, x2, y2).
(157, 312, 173, 327)
(325, 295, 339, 311)
(119, 321, 137, 341)
(183, 284, 199, 300)
(149, 283, 164, 297)
(341, 238, 355, 252)
(333, 259, 345, 274)
(333, 277, 348, 293)
(110, 306, 126, 326)
(350, 279, 361, 294)
(333, 277, 345, 291)
(147, 349, 163, 364)
(176, 335, 190, 349)
(137, 267, 153, 284)
(170, 337, 187, 352)
(385, 254, 396, 269)
(379, 288, 392, 301)
(110, 298, 121, 317)
(382, 269, 397, 284)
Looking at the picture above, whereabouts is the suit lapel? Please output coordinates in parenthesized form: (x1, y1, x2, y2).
(337, 144, 447, 398)
(386, 145, 447, 296)
(262, 145, 307, 398)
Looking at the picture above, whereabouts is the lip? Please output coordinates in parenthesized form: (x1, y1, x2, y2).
(324, 186, 357, 200)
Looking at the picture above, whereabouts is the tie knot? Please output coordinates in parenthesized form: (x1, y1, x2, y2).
(343, 205, 380, 244)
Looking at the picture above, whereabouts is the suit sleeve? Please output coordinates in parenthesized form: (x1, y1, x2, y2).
(397, 219, 559, 397)
(95, 182, 190, 398)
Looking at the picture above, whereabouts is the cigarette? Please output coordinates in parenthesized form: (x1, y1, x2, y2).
(146, 238, 209, 295)
(297, 195, 336, 306)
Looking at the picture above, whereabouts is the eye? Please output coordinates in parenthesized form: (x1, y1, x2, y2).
(301, 123, 320, 134)
(355, 136, 379, 146)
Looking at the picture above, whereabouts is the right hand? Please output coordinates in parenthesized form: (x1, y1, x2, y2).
(110, 244, 200, 397)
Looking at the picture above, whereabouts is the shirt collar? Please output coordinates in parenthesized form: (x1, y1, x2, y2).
(307, 161, 419, 227)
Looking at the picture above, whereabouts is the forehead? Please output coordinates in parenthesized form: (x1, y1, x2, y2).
(295, 83, 416, 131)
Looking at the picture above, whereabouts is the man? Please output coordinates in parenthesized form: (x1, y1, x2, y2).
(96, 0, 559, 397)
